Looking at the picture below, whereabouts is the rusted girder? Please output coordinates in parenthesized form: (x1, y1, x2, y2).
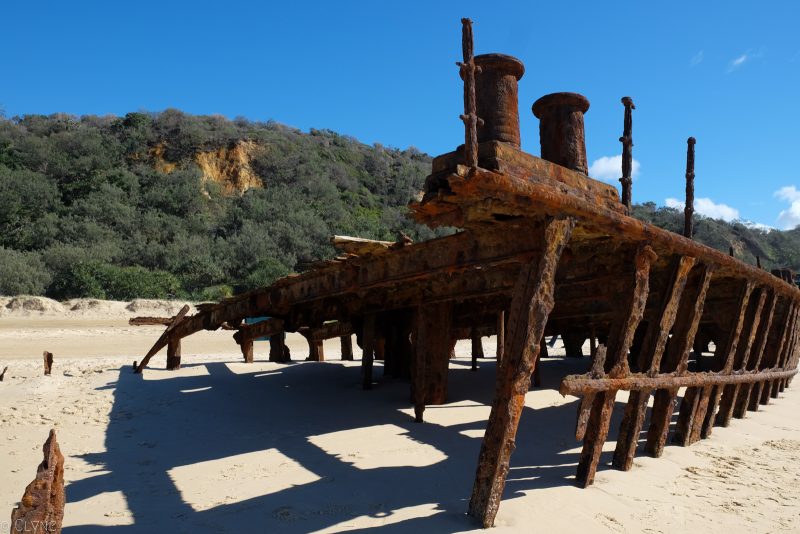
(560, 367, 797, 395)
(575, 245, 657, 488)
(468, 218, 574, 528)
(129, 316, 173, 326)
(134, 304, 190, 373)
(613, 255, 696, 471)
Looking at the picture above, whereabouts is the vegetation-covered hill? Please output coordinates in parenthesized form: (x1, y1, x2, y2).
(1, 111, 798, 300)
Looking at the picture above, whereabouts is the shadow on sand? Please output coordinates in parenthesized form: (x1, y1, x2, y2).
(65, 355, 655, 533)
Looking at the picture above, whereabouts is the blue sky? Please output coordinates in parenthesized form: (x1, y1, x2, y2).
(3, 1, 800, 229)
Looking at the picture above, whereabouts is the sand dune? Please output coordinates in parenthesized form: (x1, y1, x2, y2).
(1, 305, 799, 532)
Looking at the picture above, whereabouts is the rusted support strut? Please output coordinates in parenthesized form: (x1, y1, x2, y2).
(575, 245, 657, 487)
(135, 304, 190, 373)
(468, 217, 574, 528)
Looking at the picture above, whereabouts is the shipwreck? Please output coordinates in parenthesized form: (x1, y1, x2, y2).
(133, 19, 800, 527)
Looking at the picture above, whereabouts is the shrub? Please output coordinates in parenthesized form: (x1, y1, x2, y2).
(49, 262, 181, 300)
(0, 247, 52, 296)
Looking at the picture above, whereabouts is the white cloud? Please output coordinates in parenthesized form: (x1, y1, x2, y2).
(665, 197, 740, 222)
(588, 155, 641, 182)
(729, 53, 749, 71)
(775, 185, 800, 202)
(774, 185, 800, 229)
(691, 51, 704, 66)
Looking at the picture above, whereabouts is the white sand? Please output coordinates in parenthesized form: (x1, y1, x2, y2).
(1, 300, 799, 532)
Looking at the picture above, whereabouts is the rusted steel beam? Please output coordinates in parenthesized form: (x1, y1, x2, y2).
(129, 316, 173, 326)
(361, 314, 377, 390)
(240, 336, 254, 363)
(412, 302, 454, 422)
(613, 255, 695, 471)
(458, 18, 480, 169)
(699, 281, 756, 438)
(619, 97, 635, 211)
(717, 288, 767, 426)
(134, 304, 190, 373)
(43, 351, 53, 376)
(468, 218, 574, 528)
(417, 165, 800, 298)
(561, 368, 797, 395)
(306, 338, 325, 362)
(772, 308, 800, 398)
(574, 346, 607, 441)
(341, 335, 354, 361)
(736, 291, 777, 417)
(166, 337, 182, 369)
(471, 327, 483, 371)
(237, 318, 285, 341)
(269, 331, 291, 363)
(676, 280, 754, 444)
(575, 245, 657, 487)
(644, 264, 714, 456)
(11, 429, 64, 534)
(496, 311, 505, 362)
(762, 303, 797, 404)
(684, 137, 696, 238)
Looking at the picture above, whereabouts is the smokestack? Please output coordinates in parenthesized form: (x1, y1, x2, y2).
(532, 92, 590, 174)
(462, 53, 525, 148)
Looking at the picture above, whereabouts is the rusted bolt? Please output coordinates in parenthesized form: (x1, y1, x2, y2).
(532, 92, 591, 174)
(462, 54, 525, 148)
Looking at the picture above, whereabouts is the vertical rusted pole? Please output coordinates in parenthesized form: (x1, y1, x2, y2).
(756, 256, 762, 269)
(413, 302, 454, 422)
(468, 218, 574, 527)
(340, 335, 354, 361)
(166, 337, 182, 369)
(458, 18, 480, 170)
(43, 351, 54, 376)
(240, 335, 254, 364)
(619, 97, 635, 211)
(362, 314, 376, 390)
(471, 327, 483, 371)
(269, 331, 290, 363)
(684, 137, 696, 238)
(307, 338, 324, 362)
(496, 311, 505, 362)
(729, 246, 735, 257)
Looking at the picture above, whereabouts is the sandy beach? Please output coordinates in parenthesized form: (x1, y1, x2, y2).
(1, 298, 799, 533)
